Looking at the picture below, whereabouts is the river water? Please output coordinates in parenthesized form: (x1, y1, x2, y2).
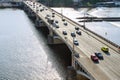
(0, 8, 71, 80)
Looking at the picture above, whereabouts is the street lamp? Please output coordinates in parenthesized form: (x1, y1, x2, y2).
(71, 32, 79, 58)
(83, 12, 86, 29)
(71, 32, 76, 55)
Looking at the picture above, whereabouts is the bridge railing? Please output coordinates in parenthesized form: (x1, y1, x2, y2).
(50, 8, 120, 53)
(24, 1, 120, 53)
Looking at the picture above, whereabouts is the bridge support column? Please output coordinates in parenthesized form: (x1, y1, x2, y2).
(35, 17, 46, 27)
(66, 66, 77, 80)
(47, 29, 63, 44)
(72, 53, 76, 68)
(69, 51, 91, 80)
(74, 60, 92, 80)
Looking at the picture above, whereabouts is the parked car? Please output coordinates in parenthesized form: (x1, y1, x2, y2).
(95, 53, 104, 60)
(91, 55, 99, 63)
(71, 32, 76, 37)
(73, 39, 79, 46)
(101, 46, 109, 52)
(76, 30, 81, 35)
(62, 30, 67, 35)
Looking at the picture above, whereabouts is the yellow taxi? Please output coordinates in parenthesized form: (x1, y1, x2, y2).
(101, 46, 109, 52)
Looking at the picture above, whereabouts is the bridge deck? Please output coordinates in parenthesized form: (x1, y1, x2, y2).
(24, 1, 120, 80)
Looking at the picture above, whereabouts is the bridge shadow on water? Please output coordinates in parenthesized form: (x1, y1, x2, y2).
(32, 26, 72, 79)
(36, 27, 72, 66)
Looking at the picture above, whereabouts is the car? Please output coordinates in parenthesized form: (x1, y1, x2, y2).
(76, 30, 81, 35)
(52, 15, 55, 17)
(43, 7, 45, 9)
(52, 12, 55, 15)
(40, 9, 43, 12)
(45, 16, 48, 19)
(63, 22, 68, 26)
(55, 20, 58, 23)
(62, 30, 67, 35)
(47, 18, 54, 24)
(46, 14, 50, 17)
(53, 23, 59, 28)
(74, 53, 79, 58)
(71, 32, 76, 37)
(73, 39, 79, 46)
(75, 27, 79, 30)
(101, 46, 109, 52)
(91, 55, 99, 63)
(95, 53, 103, 60)
(36, 9, 39, 12)
(62, 18, 65, 21)
(45, 16, 50, 19)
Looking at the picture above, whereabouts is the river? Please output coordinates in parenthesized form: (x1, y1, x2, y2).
(0, 8, 71, 80)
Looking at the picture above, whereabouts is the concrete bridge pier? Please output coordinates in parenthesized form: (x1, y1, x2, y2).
(73, 59, 93, 80)
(66, 48, 91, 80)
(67, 60, 91, 80)
(35, 17, 46, 27)
(66, 52, 78, 80)
(47, 29, 63, 44)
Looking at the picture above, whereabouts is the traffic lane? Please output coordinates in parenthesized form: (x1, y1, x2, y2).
(56, 20, 120, 79)
(29, 1, 120, 75)
(24, 1, 120, 79)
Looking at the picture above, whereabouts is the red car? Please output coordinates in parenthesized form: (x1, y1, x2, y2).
(91, 55, 99, 63)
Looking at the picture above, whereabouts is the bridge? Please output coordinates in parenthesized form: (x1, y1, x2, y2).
(1, 0, 120, 80)
(22, 1, 120, 80)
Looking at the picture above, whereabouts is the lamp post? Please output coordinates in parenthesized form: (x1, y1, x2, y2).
(83, 12, 86, 29)
(72, 37, 75, 55)
(60, 4, 63, 20)
(71, 32, 76, 68)
(60, 3, 65, 21)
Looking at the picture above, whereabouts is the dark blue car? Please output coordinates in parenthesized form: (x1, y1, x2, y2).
(95, 53, 104, 60)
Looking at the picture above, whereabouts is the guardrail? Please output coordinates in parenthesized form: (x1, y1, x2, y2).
(24, 1, 120, 53)
(50, 8, 120, 53)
